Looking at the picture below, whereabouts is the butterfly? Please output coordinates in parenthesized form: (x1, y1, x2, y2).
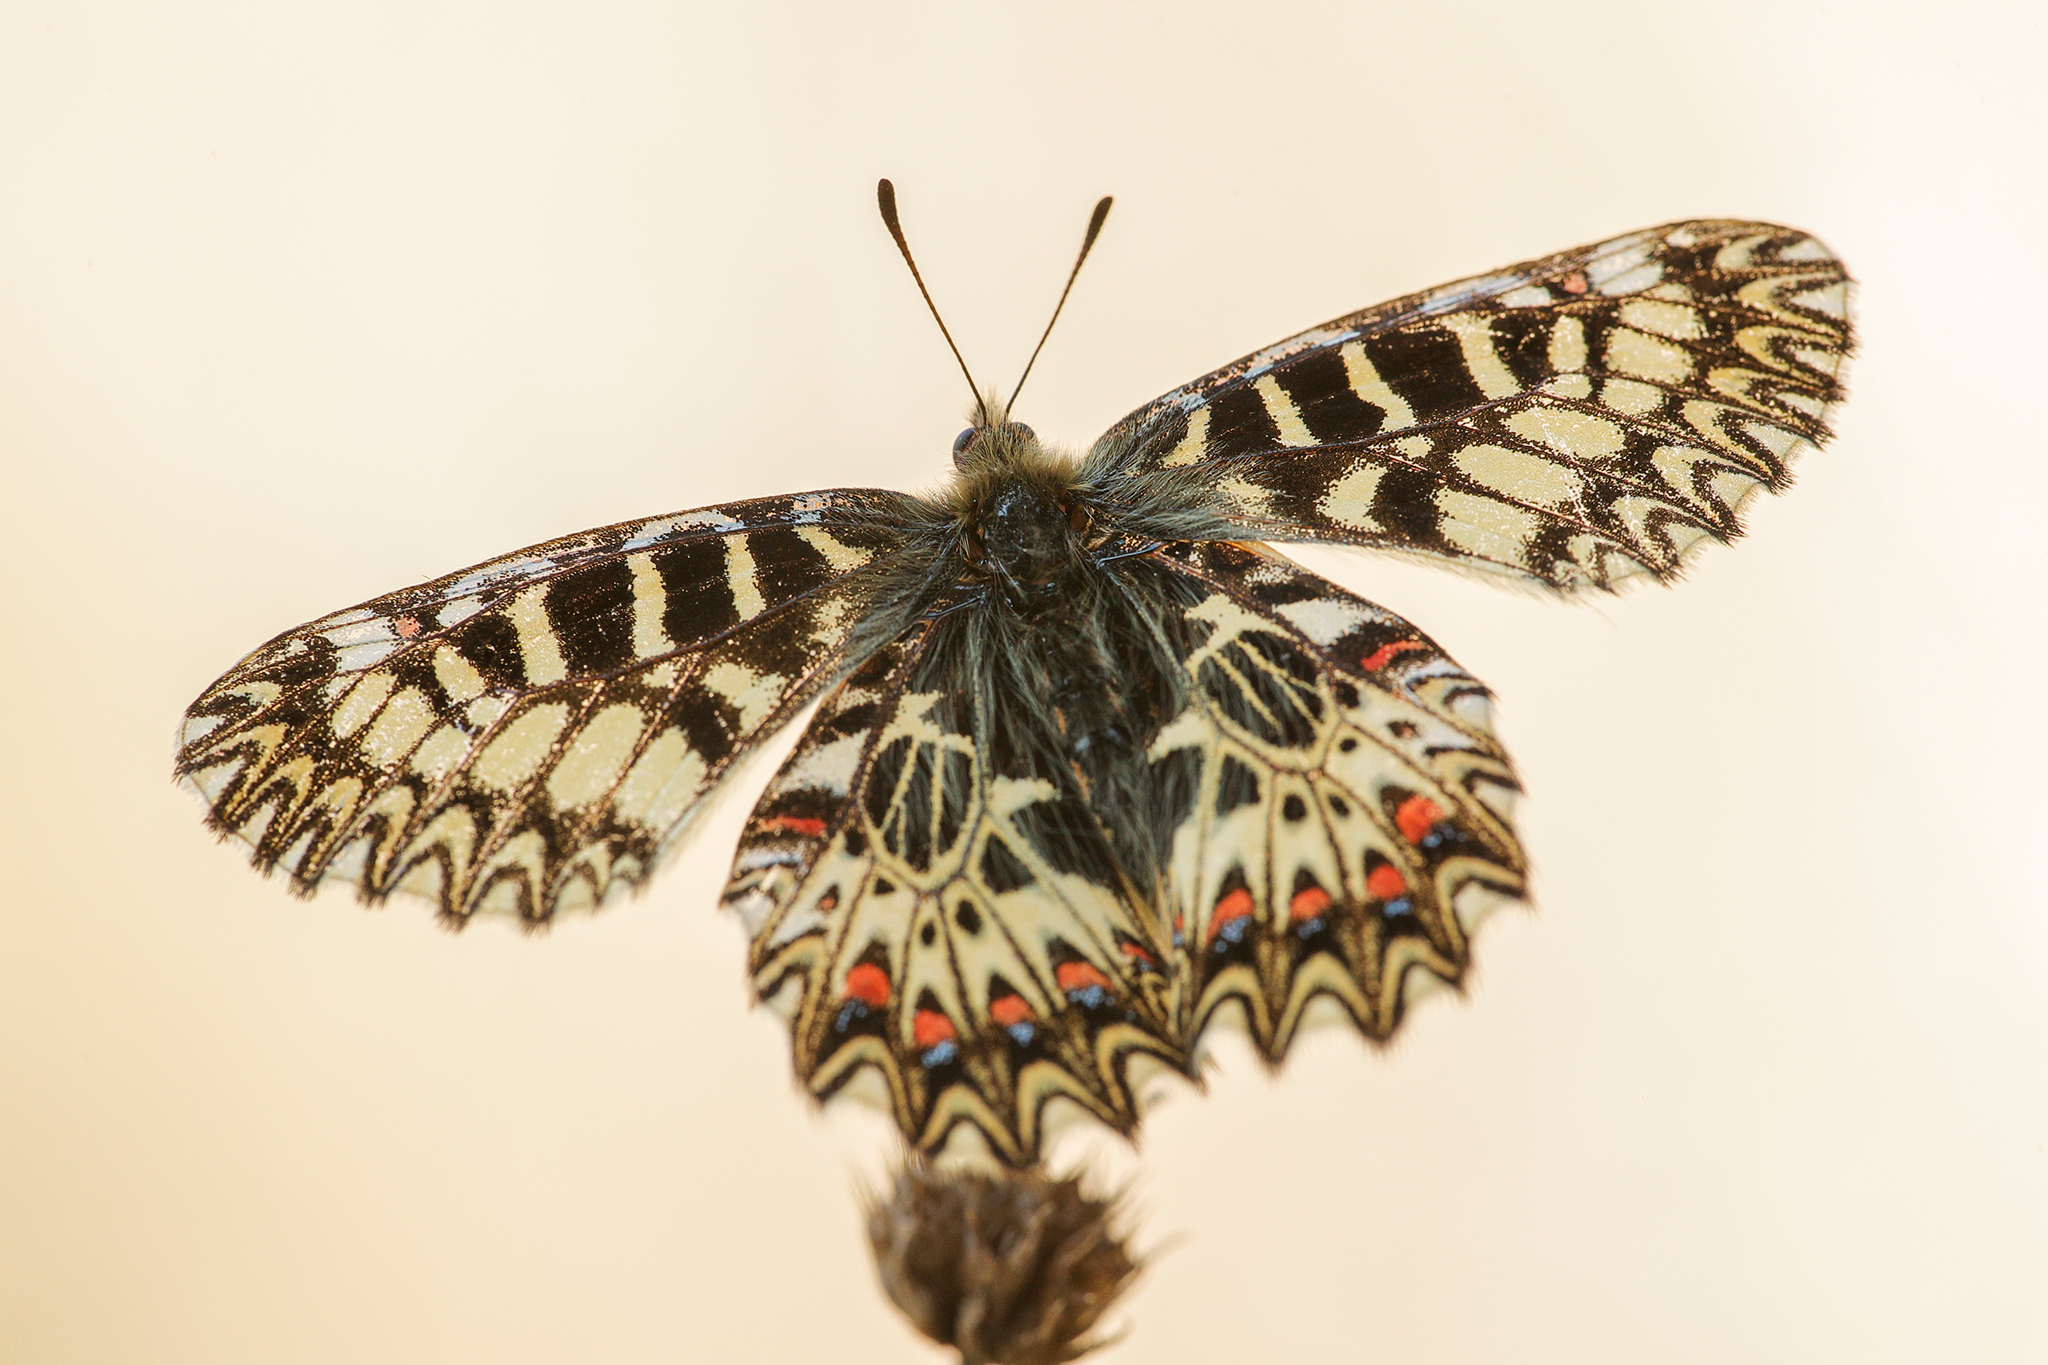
(177, 183, 1853, 1165)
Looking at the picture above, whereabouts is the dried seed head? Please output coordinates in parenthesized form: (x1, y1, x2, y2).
(866, 1158, 1143, 1365)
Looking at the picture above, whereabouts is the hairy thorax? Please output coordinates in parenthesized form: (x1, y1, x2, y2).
(949, 425, 1175, 869)
(951, 424, 1097, 611)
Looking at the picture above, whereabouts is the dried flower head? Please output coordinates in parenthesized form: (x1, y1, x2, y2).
(866, 1158, 1143, 1365)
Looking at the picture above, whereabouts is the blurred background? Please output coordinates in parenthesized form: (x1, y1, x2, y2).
(4, 2, 2044, 1361)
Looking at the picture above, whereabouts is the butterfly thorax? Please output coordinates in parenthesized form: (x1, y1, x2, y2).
(933, 430, 1166, 878)
(950, 425, 1100, 610)
(964, 482, 1086, 610)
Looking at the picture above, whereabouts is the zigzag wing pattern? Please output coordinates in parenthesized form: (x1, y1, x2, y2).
(176, 490, 917, 924)
(724, 611, 1188, 1164)
(1140, 541, 1526, 1056)
(1089, 221, 1853, 592)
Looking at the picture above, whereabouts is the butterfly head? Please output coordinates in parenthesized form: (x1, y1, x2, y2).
(953, 437, 1098, 611)
(950, 411, 1037, 470)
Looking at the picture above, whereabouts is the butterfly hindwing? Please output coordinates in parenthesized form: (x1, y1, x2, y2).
(1133, 541, 1525, 1057)
(177, 490, 919, 923)
(1087, 221, 1852, 592)
(725, 604, 1188, 1164)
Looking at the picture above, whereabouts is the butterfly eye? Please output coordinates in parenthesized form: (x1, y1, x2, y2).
(952, 428, 977, 456)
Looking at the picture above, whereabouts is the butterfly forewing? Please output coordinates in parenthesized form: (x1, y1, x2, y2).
(725, 603, 1188, 1164)
(1086, 221, 1852, 592)
(178, 490, 919, 923)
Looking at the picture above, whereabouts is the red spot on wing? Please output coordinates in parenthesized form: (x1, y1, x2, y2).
(912, 1008, 957, 1049)
(1366, 864, 1408, 902)
(393, 615, 423, 639)
(1119, 940, 1158, 968)
(1288, 885, 1332, 921)
(1395, 795, 1441, 844)
(1360, 639, 1428, 672)
(1055, 961, 1113, 995)
(989, 995, 1035, 1028)
(1205, 886, 1255, 944)
(761, 815, 827, 838)
(843, 963, 890, 1008)
(1561, 271, 1589, 294)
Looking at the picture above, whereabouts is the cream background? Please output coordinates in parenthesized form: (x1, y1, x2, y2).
(4, 3, 2044, 1361)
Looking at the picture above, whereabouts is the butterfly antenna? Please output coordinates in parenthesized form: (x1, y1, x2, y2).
(877, 179, 988, 427)
(1007, 195, 1113, 415)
